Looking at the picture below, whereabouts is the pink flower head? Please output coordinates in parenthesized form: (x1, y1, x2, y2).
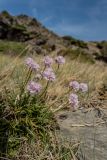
(25, 57, 40, 71)
(69, 81, 79, 91)
(55, 56, 65, 64)
(42, 68, 56, 81)
(69, 93, 79, 109)
(43, 56, 53, 67)
(79, 83, 88, 92)
(27, 81, 42, 94)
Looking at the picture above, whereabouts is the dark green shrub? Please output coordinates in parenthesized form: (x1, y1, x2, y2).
(1, 11, 10, 18)
(63, 36, 88, 48)
(12, 25, 26, 31)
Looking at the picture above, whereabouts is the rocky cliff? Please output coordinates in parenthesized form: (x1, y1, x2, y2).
(0, 11, 107, 62)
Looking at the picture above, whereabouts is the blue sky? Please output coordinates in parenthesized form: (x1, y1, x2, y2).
(0, 0, 107, 41)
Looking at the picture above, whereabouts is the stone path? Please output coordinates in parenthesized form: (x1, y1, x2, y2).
(56, 108, 107, 160)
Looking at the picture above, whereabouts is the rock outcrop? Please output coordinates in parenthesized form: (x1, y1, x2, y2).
(0, 11, 107, 62)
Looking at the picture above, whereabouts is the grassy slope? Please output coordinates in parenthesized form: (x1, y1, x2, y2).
(0, 40, 26, 55)
(0, 43, 107, 159)
(0, 50, 107, 108)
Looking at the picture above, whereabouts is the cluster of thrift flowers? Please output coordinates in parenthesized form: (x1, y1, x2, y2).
(69, 80, 88, 109)
(25, 57, 40, 71)
(43, 56, 53, 67)
(42, 68, 56, 81)
(69, 81, 80, 91)
(25, 55, 65, 95)
(55, 56, 65, 64)
(69, 93, 79, 109)
(25, 55, 88, 111)
(69, 81, 88, 93)
(27, 81, 42, 94)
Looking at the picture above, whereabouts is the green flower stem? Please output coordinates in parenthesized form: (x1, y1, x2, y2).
(39, 81, 50, 98)
(19, 68, 32, 102)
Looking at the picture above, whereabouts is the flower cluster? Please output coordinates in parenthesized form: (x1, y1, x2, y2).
(25, 55, 65, 96)
(42, 68, 56, 81)
(25, 57, 40, 71)
(43, 56, 53, 67)
(27, 81, 42, 94)
(69, 93, 79, 109)
(69, 80, 88, 109)
(55, 56, 65, 64)
(69, 81, 88, 93)
(69, 81, 79, 91)
(25, 56, 88, 111)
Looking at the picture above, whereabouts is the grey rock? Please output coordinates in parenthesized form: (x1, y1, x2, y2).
(56, 108, 107, 160)
(36, 39, 47, 45)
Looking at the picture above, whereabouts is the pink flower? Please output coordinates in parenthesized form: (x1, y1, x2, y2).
(55, 56, 65, 64)
(25, 57, 40, 71)
(79, 83, 88, 92)
(69, 93, 79, 108)
(42, 68, 56, 81)
(43, 56, 53, 67)
(69, 81, 79, 91)
(27, 81, 42, 94)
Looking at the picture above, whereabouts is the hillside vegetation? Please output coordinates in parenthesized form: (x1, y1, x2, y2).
(0, 11, 107, 160)
(0, 10, 107, 63)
